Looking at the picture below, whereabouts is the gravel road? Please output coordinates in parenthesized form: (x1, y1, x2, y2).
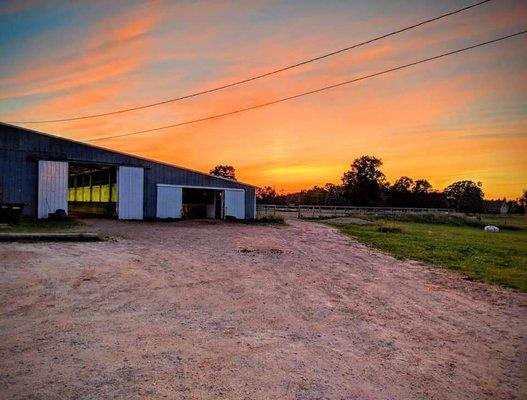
(0, 218, 525, 399)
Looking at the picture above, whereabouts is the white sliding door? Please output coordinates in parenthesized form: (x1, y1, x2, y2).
(118, 166, 144, 220)
(224, 189, 245, 219)
(156, 185, 182, 218)
(38, 160, 68, 219)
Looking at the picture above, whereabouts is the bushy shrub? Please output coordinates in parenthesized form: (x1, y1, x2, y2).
(377, 212, 522, 231)
(252, 215, 285, 225)
(377, 223, 404, 233)
(380, 213, 482, 227)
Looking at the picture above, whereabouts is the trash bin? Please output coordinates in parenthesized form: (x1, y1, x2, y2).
(0, 203, 25, 224)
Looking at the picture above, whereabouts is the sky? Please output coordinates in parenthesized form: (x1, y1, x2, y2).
(1, 0, 526, 199)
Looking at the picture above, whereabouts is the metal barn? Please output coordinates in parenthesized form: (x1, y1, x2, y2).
(0, 123, 256, 220)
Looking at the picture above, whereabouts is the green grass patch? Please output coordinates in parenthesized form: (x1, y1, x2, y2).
(1, 218, 82, 233)
(250, 215, 286, 225)
(378, 212, 525, 230)
(376, 222, 405, 233)
(331, 218, 527, 291)
(476, 214, 527, 230)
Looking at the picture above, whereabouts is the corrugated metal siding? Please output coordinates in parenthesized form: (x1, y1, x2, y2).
(37, 160, 68, 218)
(0, 148, 38, 216)
(1, 123, 256, 219)
(156, 185, 182, 218)
(224, 189, 245, 219)
(254, 193, 257, 217)
(117, 166, 144, 220)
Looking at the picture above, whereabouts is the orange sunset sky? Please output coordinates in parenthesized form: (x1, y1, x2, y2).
(1, 0, 526, 199)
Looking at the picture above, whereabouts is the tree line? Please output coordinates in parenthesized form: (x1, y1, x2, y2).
(251, 156, 526, 214)
(209, 158, 526, 214)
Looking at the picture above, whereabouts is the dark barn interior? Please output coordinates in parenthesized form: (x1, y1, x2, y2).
(68, 163, 117, 217)
(182, 188, 223, 219)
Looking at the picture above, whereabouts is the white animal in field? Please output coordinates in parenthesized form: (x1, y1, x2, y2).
(484, 225, 499, 233)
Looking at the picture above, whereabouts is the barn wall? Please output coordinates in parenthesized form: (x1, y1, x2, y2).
(0, 124, 256, 219)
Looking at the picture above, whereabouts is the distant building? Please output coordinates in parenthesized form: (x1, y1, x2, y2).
(0, 123, 256, 220)
(483, 199, 508, 215)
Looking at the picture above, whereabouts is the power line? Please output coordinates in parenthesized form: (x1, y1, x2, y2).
(82, 30, 526, 142)
(7, 0, 493, 124)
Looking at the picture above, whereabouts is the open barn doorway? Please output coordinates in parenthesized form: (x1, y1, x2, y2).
(68, 163, 117, 218)
(182, 187, 223, 219)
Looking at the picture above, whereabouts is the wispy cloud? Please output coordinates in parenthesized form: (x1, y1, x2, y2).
(0, 0, 526, 198)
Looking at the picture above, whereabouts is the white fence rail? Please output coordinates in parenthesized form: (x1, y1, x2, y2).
(257, 204, 452, 218)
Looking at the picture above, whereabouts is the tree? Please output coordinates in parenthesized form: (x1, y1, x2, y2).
(506, 199, 524, 214)
(392, 176, 414, 192)
(256, 186, 277, 204)
(324, 183, 346, 205)
(444, 180, 484, 213)
(209, 165, 236, 180)
(516, 189, 527, 214)
(413, 179, 432, 194)
(410, 179, 438, 208)
(389, 176, 413, 207)
(341, 156, 387, 206)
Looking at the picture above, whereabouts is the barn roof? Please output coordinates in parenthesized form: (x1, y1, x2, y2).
(0, 122, 256, 188)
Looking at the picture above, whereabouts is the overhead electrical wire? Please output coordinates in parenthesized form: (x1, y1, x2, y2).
(81, 30, 526, 142)
(6, 0, 493, 124)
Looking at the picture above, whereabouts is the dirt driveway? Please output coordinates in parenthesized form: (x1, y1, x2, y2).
(0, 218, 525, 399)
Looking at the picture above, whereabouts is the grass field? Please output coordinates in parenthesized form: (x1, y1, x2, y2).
(330, 214, 527, 291)
(1, 218, 81, 233)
